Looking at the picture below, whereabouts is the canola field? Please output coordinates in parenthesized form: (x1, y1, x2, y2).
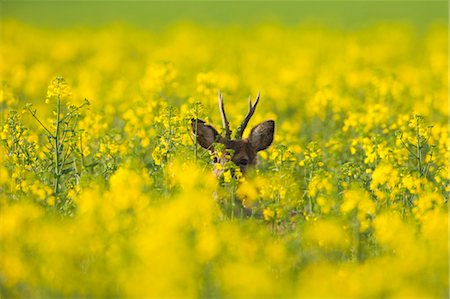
(0, 19, 449, 298)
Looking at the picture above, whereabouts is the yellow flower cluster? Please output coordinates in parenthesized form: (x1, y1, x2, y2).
(341, 187, 376, 232)
(45, 76, 71, 104)
(0, 20, 448, 298)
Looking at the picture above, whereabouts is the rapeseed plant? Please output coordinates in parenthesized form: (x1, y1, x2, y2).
(0, 20, 448, 298)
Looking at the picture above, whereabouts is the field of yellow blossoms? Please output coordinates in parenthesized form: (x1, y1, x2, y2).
(1, 19, 449, 298)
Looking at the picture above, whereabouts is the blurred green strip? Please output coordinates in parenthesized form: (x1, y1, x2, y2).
(1, 1, 448, 29)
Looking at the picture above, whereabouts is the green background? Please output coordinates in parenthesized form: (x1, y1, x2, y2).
(1, 1, 448, 29)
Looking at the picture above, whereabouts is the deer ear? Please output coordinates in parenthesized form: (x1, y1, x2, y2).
(248, 120, 275, 151)
(191, 118, 220, 150)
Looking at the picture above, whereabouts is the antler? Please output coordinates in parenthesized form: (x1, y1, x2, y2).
(235, 91, 260, 138)
(218, 90, 232, 140)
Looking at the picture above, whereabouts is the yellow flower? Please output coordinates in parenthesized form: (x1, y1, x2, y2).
(341, 187, 375, 232)
(316, 196, 331, 214)
(304, 219, 348, 249)
(263, 208, 275, 221)
(370, 162, 399, 191)
(223, 170, 232, 183)
(237, 179, 258, 208)
(45, 76, 71, 103)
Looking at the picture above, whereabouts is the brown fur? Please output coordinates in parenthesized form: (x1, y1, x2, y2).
(191, 119, 275, 174)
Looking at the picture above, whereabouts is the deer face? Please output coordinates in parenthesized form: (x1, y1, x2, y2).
(191, 91, 275, 175)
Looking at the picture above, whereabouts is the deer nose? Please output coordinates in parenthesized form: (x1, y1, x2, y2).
(235, 159, 248, 172)
(238, 165, 247, 174)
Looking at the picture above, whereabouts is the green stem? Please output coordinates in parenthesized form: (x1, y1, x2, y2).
(80, 133, 86, 168)
(416, 118, 422, 177)
(61, 101, 89, 122)
(308, 196, 312, 214)
(399, 135, 417, 158)
(194, 118, 198, 162)
(166, 107, 174, 163)
(277, 150, 283, 204)
(60, 116, 79, 170)
(58, 121, 69, 154)
(10, 132, 15, 155)
(54, 94, 61, 195)
(272, 218, 276, 235)
(230, 184, 235, 220)
(28, 108, 54, 137)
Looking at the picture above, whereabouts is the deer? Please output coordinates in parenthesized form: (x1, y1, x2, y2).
(191, 91, 275, 177)
(191, 91, 275, 218)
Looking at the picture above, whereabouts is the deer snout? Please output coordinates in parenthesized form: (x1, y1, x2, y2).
(233, 158, 250, 174)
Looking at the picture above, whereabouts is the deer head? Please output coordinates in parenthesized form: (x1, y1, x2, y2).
(191, 91, 275, 175)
